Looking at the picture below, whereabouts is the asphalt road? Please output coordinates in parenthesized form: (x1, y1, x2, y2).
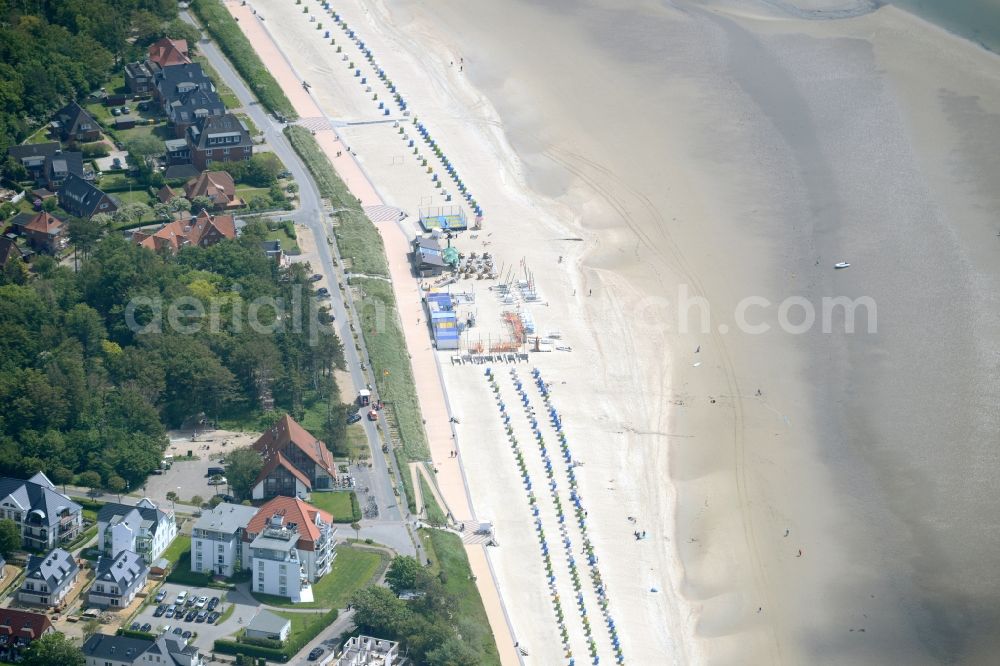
(180, 13, 417, 559)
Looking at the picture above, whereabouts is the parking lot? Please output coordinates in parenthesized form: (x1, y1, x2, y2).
(128, 581, 252, 651)
(142, 456, 230, 509)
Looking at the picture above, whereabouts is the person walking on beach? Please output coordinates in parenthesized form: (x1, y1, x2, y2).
(797, 549, 803, 557)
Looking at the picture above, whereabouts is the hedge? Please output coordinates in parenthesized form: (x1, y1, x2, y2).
(213, 640, 285, 662)
(213, 608, 338, 662)
(117, 629, 156, 641)
(189, 0, 297, 120)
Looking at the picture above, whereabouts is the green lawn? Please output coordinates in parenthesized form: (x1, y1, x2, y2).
(421, 529, 501, 665)
(418, 473, 447, 527)
(265, 224, 300, 254)
(309, 491, 359, 523)
(115, 190, 154, 206)
(162, 535, 191, 565)
(235, 112, 258, 137)
(251, 544, 385, 609)
(235, 185, 268, 200)
(274, 610, 328, 649)
(354, 277, 429, 460)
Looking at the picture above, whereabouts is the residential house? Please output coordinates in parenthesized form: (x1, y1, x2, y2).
(244, 609, 291, 643)
(7, 142, 60, 182)
(190, 502, 258, 577)
(187, 113, 253, 171)
(154, 63, 214, 111)
(166, 88, 225, 138)
(59, 173, 119, 218)
(125, 61, 155, 95)
(156, 185, 177, 204)
(0, 609, 54, 663)
(250, 415, 338, 499)
(131, 210, 236, 253)
(18, 548, 78, 608)
(89, 550, 148, 609)
(16, 211, 66, 254)
(0, 472, 82, 550)
(0, 237, 24, 269)
(82, 633, 203, 666)
(165, 138, 192, 167)
(260, 239, 283, 263)
(242, 496, 336, 602)
(335, 636, 401, 666)
(43, 150, 85, 190)
(53, 101, 101, 143)
(148, 37, 191, 68)
(97, 499, 177, 563)
(184, 171, 242, 209)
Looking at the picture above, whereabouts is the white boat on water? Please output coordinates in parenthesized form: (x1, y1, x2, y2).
(834, 262, 851, 269)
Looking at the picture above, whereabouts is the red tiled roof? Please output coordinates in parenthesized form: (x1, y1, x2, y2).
(131, 210, 235, 253)
(156, 185, 176, 204)
(256, 451, 313, 491)
(0, 609, 52, 641)
(23, 211, 63, 236)
(148, 38, 191, 67)
(252, 415, 336, 477)
(184, 171, 236, 204)
(243, 496, 332, 551)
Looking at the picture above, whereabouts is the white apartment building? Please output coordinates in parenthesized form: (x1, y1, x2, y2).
(191, 503, 258, 577)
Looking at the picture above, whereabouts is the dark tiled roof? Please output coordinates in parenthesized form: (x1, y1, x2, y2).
(0, 475, 81, 530)
(187, 113, 252, 152)
(8, 142, 59, 163)
(58, 174, 117, 217)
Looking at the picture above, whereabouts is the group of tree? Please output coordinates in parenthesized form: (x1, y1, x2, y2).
(349, 556, 493, 665)
(0, 220, 344, 491)
(0, 0, 198, 157)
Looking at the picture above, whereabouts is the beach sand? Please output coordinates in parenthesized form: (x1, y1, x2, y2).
(239, 0, 1000, 663)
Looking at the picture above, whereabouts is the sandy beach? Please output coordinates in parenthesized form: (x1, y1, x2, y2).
(234, 0, 1000, 663)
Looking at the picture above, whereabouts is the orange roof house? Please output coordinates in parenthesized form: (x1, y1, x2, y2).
(242, 496, 333, 552)
(131, 209, 236, 253)
(184, 171, 243, 209)
(251, 415, 337, 500)
(20, 211, 66, 254)
(148, 38, 191, 68)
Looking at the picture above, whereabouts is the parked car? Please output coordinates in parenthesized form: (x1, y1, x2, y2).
(182, 630, 192, 640)
(309, 273, 323, 282)
(195, 596, 208, 609)
(111, 107, 121, 117)
(317, 287, 330, 297)
(172, 627, 183, 635)
(130, 622, 140, 631)
(207, 611, 221, 624)
(308, 648, 325, 661)
(195, 611, 207, 623)
(175, 590, 187, 604)
(140, 623, 152, 633)
(185, 610, 197, 622)
(207, 597, 219, 610)
(206, 467, 224, 477)
(153, 605, 166, 617)
(347, 412, 362, 424)
(155, 590, 167, 602)
(120, 106, 130, 115)
(164, 608, 175, 619)
(111, 157, 122, 169)
(184, 596, 196, 607)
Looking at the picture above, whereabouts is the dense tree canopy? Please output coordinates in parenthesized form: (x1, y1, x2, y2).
(351, 557, 492, 665)
(0, 221, 344, 489)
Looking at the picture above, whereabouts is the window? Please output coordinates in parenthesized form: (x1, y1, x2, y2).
(217, 544, 224, 553)
(279, 586, 286, 596)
